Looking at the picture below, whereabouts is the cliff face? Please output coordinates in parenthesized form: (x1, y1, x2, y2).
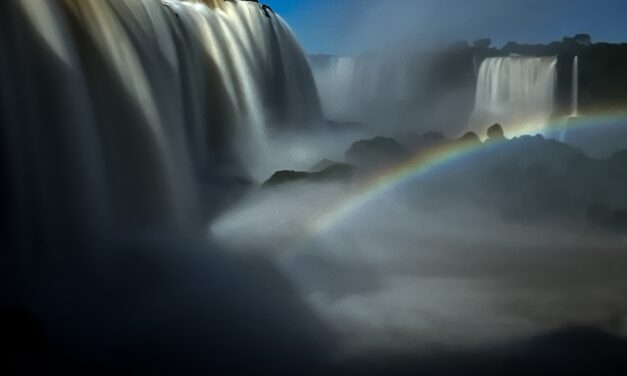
(579, 43, 627, 111)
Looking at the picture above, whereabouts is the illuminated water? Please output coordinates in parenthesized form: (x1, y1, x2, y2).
(472, 56, 557, 137)
(0, 0, 320, 250)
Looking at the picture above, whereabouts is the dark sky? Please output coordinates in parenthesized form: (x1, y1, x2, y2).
(265, 0, 627, 55)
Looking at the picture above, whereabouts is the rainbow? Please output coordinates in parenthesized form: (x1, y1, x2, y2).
(311, 110, 627, 235)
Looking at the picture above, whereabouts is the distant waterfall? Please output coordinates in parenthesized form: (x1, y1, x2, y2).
(0, 0, 321, 251)
(308, 56, 380, 122)
(571, 56, 579, 117)
(308, 55, 412, 124)
(472, 56, 557, 137)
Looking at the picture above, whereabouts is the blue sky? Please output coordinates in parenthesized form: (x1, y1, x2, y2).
(265, 0, 627, 55)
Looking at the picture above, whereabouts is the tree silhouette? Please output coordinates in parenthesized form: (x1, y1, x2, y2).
(574, 33, 592, 47)
(473, 38, 492, 49)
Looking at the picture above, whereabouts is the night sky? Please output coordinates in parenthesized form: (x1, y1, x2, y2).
(265, 0, 627, 55)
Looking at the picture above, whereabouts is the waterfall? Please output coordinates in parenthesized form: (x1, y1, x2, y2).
(308, 55, 377, 122)
(308, 54, 412, 124)
(571, 56, 579, 117)
(471, 56, 557, 137)
(0, 0, 321, 252)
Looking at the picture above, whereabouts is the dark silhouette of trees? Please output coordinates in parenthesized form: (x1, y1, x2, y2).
(574, 33, 592, 47)
(473, 38, 492, 49)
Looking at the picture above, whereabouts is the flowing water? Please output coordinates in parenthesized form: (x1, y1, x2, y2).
(472, 56, 557, 137)
(308, 54, 413, 124)
(0, 0, 321, 253)
(571, 55, 579, 117)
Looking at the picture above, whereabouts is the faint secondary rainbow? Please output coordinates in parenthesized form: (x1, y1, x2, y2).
(311, 109, 627, 235)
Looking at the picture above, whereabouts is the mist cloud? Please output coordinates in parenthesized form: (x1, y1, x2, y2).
(212, 156, 627, 355)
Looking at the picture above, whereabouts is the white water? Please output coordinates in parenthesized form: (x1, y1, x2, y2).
(308, 55, 413, 124)
(472, 56, 557, 138)
(0, 0, 321, 250)
(309, 55, 380, 122)
(571, 56, 579, 117)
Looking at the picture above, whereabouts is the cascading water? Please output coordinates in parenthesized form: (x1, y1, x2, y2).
(308, 56, 378, 122)
(471, 56, 557, 137)
(571, 56, 579, 117)
(163, 0, 322, 176)
(0, 0, 321, 253)
(308, 54, 412, 124)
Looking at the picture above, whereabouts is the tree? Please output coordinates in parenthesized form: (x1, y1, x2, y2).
(574, 33, 592, 47)
(502, 41, 522, 54)
(473, 38, 492, 49)
(562, 36, 578, 51)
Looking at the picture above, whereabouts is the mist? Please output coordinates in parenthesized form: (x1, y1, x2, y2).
(211, 144, 627, 355)
(4, 0, 627, 374)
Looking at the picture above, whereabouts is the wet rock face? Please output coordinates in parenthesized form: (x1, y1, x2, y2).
(263, 164, 354, 187)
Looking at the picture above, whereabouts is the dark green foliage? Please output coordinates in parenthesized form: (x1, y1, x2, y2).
(395, 131, 449, 151)
(263, 170, 310, 186)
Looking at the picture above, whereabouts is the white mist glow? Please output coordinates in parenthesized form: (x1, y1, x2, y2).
(472, 56, 558, 137)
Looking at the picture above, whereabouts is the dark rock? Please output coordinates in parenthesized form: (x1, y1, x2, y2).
(487, 123, 506, 141)
(457, 131, 481, 145)
(264, 164, 354, 187)
(263, 171, 310, 186)
(310, 159, 341, 173)
(346, 137, 409, 169)
(395, 132, 450, 151)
